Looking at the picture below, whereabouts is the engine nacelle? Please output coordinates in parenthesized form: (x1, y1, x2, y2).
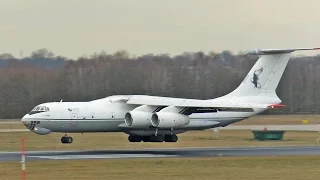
(124, 111, 153, 127)
(151, 112, 190, 128)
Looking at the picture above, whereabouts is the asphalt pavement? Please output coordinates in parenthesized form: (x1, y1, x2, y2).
(1, 146, 320, 162)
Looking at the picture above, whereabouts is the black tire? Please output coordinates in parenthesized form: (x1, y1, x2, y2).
(67, 137, 73, 143)
(150, 135, 164, 142)
(142, 136, 150, 142)
(149, 135, 156, 142)
(128, 135, 134, 142)
(156, 135, 164, 142)
(61, 137, 73, 144)
(134, 136, 142, 142)
(61, 137, 66, 143)
(128, 135, 141, 142)
(164, 135, 171, 142)
(164, 135, 178, 142)
(171, 135, 178, 142)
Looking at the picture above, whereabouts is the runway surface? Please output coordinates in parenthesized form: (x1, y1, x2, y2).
(1, 146, 320, 162)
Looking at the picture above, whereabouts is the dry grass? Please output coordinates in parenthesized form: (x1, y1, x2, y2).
(0, 120, 25, 129)
(235, 114, 320, 125)
(0, 130, 319, 151)
(0, 156, 319, 180)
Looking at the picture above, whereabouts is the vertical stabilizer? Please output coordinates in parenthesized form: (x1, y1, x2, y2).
(227, 53, 291, 97)
(226, 48, 320, 97)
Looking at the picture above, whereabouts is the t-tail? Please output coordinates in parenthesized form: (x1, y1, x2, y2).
(221, 48, 320, 103)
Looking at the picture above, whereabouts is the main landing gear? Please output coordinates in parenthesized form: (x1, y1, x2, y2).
(61, 133, 73, 144)
(128, 135, 178, 143)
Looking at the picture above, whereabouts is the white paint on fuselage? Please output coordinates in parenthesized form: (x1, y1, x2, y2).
(22, 100, 137, 133)
(21, 97, 265, 135)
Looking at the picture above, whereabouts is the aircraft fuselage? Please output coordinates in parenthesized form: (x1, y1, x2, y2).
(22, 100, 260, 136)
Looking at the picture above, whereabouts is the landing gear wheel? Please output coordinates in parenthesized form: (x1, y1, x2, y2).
(61, 136, 73, 144)
(164, 135, 178, 142)
(128, 135, 134, 142)
(171, 135, 178, 142)
(150, 135, 164, 142)
(67, 137, 73, 143)
(142, 136, 150, 142)
(128, 135, 142, 142)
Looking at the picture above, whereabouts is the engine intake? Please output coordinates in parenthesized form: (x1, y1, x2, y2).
(151, 112, 190, 128)
(124, 111, 153, 127)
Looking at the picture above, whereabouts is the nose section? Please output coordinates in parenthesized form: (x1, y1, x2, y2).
(20, 114, 52, 135)
(21, 114, 30, 126)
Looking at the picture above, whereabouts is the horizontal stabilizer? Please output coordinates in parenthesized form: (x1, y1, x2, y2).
(247, 48, 320, 55)
(268, 104, 285, 109)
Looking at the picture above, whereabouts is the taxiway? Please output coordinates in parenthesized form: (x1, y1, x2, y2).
(1, 146, 320, 162)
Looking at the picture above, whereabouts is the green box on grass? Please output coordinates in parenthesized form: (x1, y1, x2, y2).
(252, 130, 285, 141)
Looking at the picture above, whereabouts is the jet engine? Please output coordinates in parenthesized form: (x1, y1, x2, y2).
(124, 111, 153, 127)
(151, 112, 190, 128)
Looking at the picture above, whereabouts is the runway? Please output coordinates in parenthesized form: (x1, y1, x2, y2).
(1, 146, 320, 162)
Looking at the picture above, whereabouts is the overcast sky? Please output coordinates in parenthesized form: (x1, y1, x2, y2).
(1, 0, 320, 59)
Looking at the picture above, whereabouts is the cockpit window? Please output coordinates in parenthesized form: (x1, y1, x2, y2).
(31, 106, 49, 112)
(28, 105, 50, 115)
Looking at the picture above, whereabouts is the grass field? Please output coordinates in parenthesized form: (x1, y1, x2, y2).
(0, 130, 319, 151)
(235, 114, 320, 125)
(0, 120, 24, 129)
(0, 156, 319, 180)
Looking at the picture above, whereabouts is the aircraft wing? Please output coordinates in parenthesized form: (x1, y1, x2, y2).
(125, 95, 281, 109)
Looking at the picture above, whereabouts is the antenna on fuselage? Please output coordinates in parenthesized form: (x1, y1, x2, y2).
(60, 99, 63, 102)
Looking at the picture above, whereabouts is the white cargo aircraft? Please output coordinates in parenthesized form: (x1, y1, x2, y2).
(21, 48, 319, 144)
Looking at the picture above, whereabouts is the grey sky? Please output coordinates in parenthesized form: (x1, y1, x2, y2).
(1, 0, 320, 59)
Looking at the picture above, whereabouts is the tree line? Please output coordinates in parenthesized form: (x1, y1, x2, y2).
(1, 48, 320, 119)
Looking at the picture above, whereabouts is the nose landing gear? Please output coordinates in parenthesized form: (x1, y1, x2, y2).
(61, 133, 73, 144)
